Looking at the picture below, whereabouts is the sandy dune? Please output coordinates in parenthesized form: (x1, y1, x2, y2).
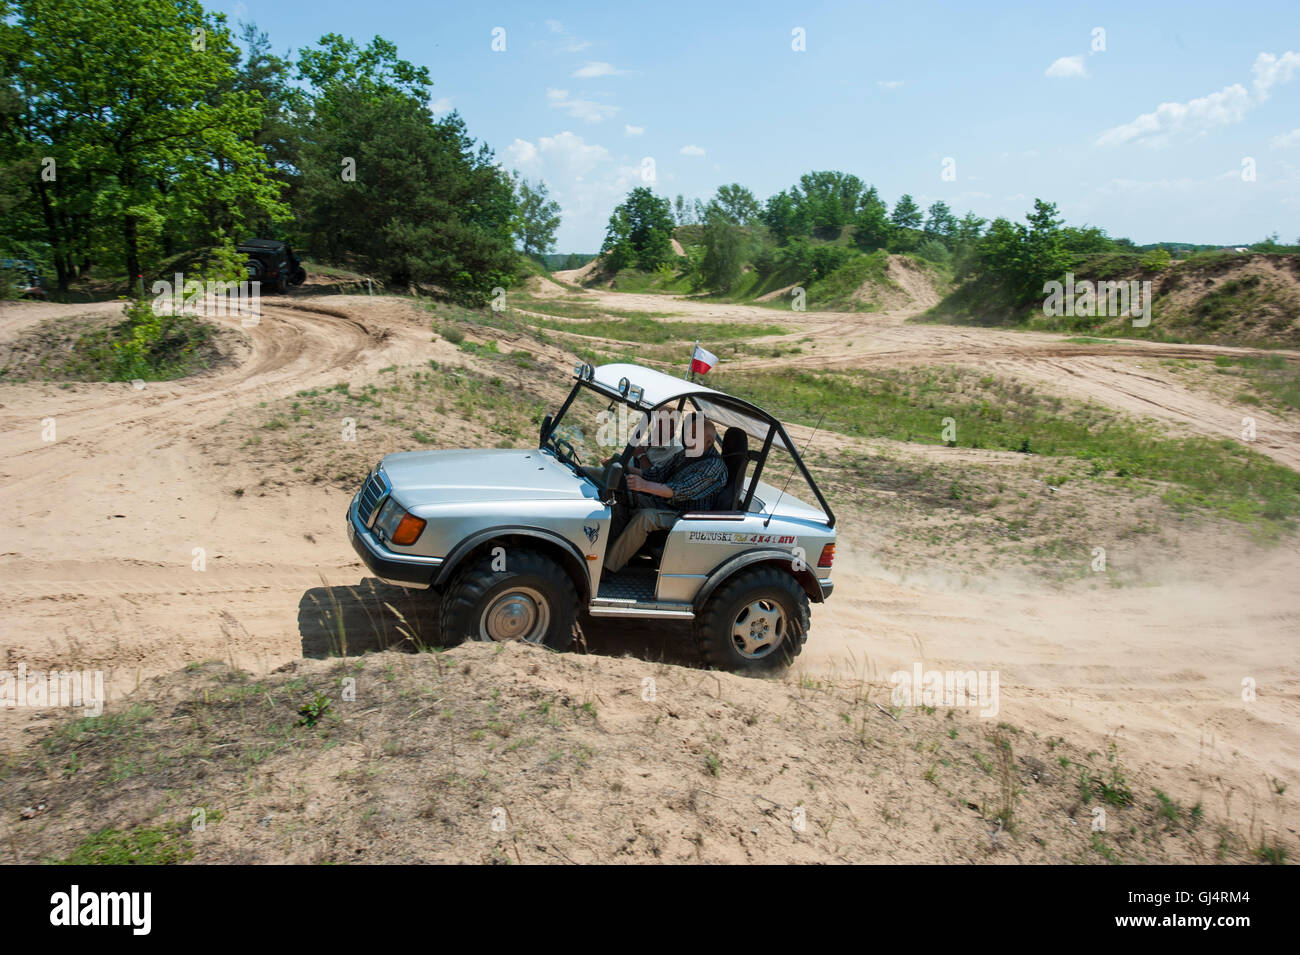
(0, 289, 1295, 833)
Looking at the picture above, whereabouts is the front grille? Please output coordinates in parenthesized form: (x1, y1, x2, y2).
(356, 469, 390, 528)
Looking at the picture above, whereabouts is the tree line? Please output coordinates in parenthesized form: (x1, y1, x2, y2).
(601, 171, 1150, 306)
(0, 0, 561, 300)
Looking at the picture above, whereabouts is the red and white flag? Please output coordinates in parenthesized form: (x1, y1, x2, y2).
(690, 343, 717, 375)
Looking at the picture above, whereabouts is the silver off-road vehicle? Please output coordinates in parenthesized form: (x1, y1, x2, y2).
(347, 362, 836, 672)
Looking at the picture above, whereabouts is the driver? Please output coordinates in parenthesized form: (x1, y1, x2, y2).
(603, 412, 727, 575)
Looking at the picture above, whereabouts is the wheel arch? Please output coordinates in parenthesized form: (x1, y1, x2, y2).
(693, 548, 824, 612)
(433, 526, 592, 602)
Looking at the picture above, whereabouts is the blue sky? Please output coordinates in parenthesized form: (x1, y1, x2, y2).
(213, 0, 1300, 251)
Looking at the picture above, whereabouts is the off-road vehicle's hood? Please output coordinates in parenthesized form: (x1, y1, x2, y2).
(380, 448, 592, 506)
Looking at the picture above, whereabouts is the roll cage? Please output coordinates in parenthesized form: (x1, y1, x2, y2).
(541, 362, 835, 528)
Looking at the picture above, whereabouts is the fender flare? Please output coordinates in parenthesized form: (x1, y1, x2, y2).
(432, 525, 592, 601)
(693, 548, 825, 611)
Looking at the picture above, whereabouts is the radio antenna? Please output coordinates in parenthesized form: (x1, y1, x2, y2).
(765, 412, 824, 528)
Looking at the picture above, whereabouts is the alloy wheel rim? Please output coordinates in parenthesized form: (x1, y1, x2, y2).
(730, 598, 786, 659)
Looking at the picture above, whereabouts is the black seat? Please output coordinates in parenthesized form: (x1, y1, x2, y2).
(716, 427, 749, 510)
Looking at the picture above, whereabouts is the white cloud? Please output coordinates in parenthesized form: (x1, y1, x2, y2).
(536, 131, 612, 175)
(1096, 83, 1251, 146)
(877, 79, 904, 89)
(1045, 55, 1088, 79)
(1271, 129, 1300, 149)
(1097, 50, 1298, 147)
(679, 144, 706, 156)
(624, 124, 644, 137)
(573, 61, 625, 78)
(428, 96, 453, 115)
(546, 88, 619, 122)
(499, 129, 642, 249)
(505, 138, 539, 167)
(545, 20, 591, 53)
(1252, 51, 1300, 100)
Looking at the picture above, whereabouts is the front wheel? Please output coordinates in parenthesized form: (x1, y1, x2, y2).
(440, 548, 578, 651)
(694, 566, 810, 673)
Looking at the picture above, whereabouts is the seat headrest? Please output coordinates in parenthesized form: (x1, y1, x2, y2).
(722, 427, 748, 456)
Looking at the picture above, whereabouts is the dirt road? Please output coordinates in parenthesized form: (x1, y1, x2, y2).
(0, 288, 1296, 823)
(551, 283, 1300, 470)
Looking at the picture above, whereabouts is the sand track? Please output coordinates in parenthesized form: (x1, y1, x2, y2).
(555, 286, 1300, 470)
(0, 290, 1296, 826)
(0, 296, 428, 708)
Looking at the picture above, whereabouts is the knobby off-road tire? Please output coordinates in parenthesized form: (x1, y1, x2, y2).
(439, 548, 578, 651)
(694, 566, 810, 674)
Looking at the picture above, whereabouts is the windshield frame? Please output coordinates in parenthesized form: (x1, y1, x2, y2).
(542, 372, 836, 527)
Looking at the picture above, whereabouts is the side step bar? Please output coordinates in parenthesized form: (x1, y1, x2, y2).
(588, 597, 694, 620)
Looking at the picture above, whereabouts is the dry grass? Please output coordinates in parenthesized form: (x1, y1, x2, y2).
(0, 643, 1283, 865)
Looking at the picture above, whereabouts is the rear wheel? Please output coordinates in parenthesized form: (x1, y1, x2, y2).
(440, 548, 578, 651)
(694, 566, 809, 673)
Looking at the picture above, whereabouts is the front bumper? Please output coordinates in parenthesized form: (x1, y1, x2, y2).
(347, 500, 442, 589)
(819, 578, 834, 601)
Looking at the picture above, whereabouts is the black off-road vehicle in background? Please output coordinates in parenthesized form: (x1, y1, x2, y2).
(238, 239, 306, 293)
(1, 258, 48, 299)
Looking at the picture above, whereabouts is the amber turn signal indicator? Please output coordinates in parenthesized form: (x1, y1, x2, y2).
(817, 543, 835, 568)
(391, 513, 426, 545)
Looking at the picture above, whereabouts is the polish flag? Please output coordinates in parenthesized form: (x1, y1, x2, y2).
(690, 344, 718, 375)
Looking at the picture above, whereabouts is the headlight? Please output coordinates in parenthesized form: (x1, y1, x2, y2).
(375, 499, 426, 545)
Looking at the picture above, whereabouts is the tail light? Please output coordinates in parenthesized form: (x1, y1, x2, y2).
(817, 543, 835, 568)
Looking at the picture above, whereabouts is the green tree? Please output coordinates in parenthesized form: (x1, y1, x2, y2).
(924, 201, 957, 242)
(1, 0, 286, 290)
(854, 190, 893, 252)
(952, 211, 987, 276)
(965, 199, 1070, 303)
(954, 212, 987, 246)
(793, 171, 864, 232)
(1059, 225, 1115, 254)
(761, 189, 806, 244)
(890, 194, 923, 230)
(230, 22, 299, 237)
(601, 187, 675, 271)
(512, 177, 562, 258)
(293, 35, 516, 299)
(975, 216, 1024, 288)
(698, 202, 744, 291)
(673, 194, 694, 226)
(1021, 198, 1069, 299)
(712, 183, 761, 225)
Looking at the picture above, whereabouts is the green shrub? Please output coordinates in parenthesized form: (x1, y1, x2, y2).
(61, 297, 220, 382)
(1140, 248, 1172, 271)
